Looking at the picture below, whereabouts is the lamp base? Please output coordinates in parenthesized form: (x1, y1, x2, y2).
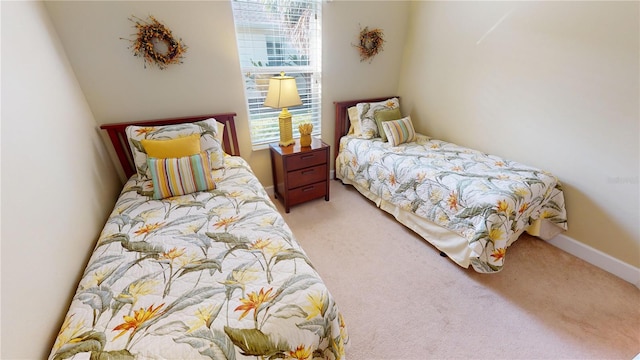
(278, 108, 295, 147)
(279, 139, 296, 147)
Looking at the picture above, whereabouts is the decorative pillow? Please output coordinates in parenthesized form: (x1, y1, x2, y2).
(126, 118, 224, 180)
(215, 120, 225, 144)
(374, 108, 403, 142)
(141, 134, 202, 158)
(347, 106, 361, 136)
(355, 97, 400, 139)
(382, 116, 417, 146)
(147, 152, 216, 200)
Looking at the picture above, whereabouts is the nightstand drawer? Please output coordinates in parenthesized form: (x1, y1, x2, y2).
(287, 164, 327, 189)
(288, 181, 327, 206)
(286, 150, 327, 171)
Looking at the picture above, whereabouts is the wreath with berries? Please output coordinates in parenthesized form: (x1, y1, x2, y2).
(355, 26, 384, 63)
(125, 16, 187, 70)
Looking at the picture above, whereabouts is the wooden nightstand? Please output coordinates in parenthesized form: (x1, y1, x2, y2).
(270, 138, 330, 213)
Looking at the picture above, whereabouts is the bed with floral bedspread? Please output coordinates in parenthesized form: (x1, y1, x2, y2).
(336, 134, 568, 273)
(49, 117, 347, 359)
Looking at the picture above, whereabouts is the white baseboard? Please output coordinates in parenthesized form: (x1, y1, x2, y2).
(547, 233, 640, 289)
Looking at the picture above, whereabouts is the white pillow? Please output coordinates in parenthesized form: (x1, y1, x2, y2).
(347, 106, 361, 136)
(355, 97, 400, 139)
(126, 118, 224, 180)
(215, 120, 225, 143)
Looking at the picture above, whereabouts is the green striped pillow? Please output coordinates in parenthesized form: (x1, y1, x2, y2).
(381, 116, 417, 146)
(148, 152, 216, 199)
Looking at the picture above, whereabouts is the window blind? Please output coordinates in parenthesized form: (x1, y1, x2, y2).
(231, 0, 322, 147)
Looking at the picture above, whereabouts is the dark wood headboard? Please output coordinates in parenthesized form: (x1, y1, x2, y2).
(333, 97, 398, 173)
(100, 113, 240, 178)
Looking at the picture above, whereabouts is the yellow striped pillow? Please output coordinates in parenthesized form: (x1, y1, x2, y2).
(147, 152, 216, 199)
(381, 116, 417, 146)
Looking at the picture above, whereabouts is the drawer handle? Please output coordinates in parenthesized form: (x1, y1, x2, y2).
(300, 154, 315, 160)
(301, 169, 315, 175)
(302, 186, 315, 192)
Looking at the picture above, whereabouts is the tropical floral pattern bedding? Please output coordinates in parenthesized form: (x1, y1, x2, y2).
(336, 135, 568, 273)
(50, 156, 347, 360)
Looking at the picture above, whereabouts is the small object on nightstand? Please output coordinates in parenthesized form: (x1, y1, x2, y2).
(300, 134, 312, 147)
(270, 137, 330, 213)
(299, 122, 313, 147)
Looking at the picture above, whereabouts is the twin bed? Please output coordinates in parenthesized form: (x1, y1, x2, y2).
(334, 97, 568, 273)
(49, 114, 347, 360)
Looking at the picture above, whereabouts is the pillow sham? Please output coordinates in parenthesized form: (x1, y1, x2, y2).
(347, 106, 361, 136)
(355, 97, 400, 139)
(382, 116, 417, 146)
(126, 118, 224, 180)
(374, 108, 403, 142)
(141, 134, 202, 159)
(215, 120, 225, 144)
(147, 152, 216, 200)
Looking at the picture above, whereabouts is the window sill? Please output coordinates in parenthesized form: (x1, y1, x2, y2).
(251, 143, 271, 152)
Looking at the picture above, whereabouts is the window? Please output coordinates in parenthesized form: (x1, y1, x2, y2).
(266, 40, 285, 66)
(231, 0, 322, 147)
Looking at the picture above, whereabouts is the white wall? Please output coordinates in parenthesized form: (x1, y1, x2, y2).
(322, 0, 410, 163)
(1, 2, 123, 359)
(44, 0, 255, 181)
(397, 1, 639, 268)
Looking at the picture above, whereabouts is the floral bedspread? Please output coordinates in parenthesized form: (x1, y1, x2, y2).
(50, 156, 347, 360)
(336, 135, 568, 273)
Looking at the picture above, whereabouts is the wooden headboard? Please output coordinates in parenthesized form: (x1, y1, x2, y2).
(333, 96, 398, 173)
(100, 113, 240, 178)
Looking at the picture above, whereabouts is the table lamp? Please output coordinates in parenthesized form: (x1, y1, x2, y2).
(263, 72, 302, 147)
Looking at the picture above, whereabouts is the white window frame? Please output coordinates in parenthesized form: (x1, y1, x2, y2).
(231, 0, 322, 148)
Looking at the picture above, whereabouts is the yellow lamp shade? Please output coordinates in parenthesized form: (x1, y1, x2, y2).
(263, 73, 302, 109)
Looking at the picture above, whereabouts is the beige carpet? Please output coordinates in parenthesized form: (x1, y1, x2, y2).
(272, 182, 640, 360)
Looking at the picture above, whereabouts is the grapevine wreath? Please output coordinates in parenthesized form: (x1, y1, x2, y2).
(126, 16, 187, 70)
(355, 26, 384, 63)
